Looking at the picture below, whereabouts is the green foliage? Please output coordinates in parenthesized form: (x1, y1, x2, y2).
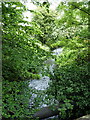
(2, 2, 50, 81)
(2, 2, 51, 119)
(31, 6, 58, 47)
(2, 79, 32, 119)
(47, 46, 90, 118)
(46, 3, 90, 118)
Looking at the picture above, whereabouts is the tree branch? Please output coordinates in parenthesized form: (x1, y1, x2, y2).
(71, 3, 90, 15)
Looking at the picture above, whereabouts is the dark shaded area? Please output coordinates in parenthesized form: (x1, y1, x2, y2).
(33, 106, 59, 119)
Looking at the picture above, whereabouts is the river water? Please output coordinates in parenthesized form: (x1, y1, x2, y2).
(29, 48, 63, 90)
(29, 48, 63, 119)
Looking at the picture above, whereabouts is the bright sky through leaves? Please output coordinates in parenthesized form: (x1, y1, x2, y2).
(22, 0, 62, 22)
(22, 0, 88, 22)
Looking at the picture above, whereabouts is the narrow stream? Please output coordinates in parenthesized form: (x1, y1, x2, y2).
(29, 48, 63, 119)
(29, 48, 63, 90)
